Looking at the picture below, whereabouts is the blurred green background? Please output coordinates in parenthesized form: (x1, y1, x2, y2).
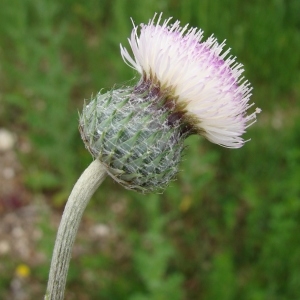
(0, 0, 300, 299)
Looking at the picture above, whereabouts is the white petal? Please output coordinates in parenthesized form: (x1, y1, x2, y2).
(121, 14, 261, 148)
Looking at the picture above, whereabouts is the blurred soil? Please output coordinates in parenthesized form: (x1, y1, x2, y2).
(0, 128, 118, 300)
(0, 128, 42, 299)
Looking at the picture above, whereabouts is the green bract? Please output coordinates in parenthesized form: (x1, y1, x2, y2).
(79, 86, 186, 193)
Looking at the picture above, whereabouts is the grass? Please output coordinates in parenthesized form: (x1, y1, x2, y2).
(0, 0, 300, 299)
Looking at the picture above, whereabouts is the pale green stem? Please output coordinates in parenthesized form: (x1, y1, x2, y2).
(45, 159, 107, 300)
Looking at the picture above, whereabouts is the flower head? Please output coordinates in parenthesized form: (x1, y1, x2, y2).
(80, 14, 261, 193)
(120, 13, 261, 148)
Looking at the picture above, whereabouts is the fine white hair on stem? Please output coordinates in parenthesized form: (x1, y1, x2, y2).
(120, 13, 261, 148)
(45, 160, 107, 300)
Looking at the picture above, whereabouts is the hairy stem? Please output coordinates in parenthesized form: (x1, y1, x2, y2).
(45, 159, 107, 300)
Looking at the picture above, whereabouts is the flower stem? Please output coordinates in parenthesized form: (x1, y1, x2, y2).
(45, 159, 107, 300)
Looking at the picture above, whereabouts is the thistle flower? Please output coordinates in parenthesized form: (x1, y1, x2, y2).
(46, 14, 262, 300)
(80, 13, 260, 193)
